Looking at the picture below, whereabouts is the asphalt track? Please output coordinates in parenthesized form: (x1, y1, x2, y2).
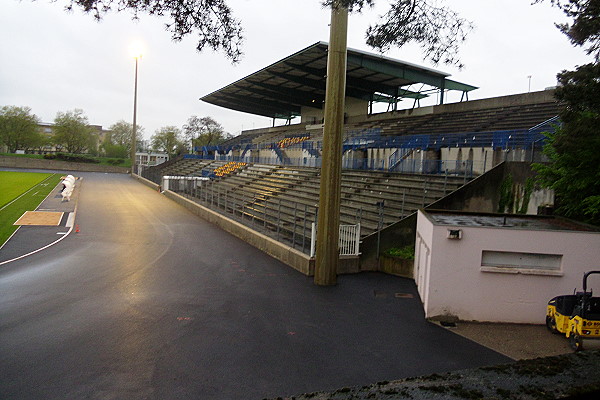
(0, 172, 511, 399)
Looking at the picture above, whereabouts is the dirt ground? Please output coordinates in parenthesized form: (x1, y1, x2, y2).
(441, 321, 600, 360)
(14, 211, 63, 226)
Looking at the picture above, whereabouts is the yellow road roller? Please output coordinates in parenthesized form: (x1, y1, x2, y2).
(546, 271, 600, 351)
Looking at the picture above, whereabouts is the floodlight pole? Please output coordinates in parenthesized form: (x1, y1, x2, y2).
(314, 3, 348, 286)
(131, 56, 139, 174)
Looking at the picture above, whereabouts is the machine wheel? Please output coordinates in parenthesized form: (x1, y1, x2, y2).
(546, 316, 559, 334)
(569, 334, 584, 352)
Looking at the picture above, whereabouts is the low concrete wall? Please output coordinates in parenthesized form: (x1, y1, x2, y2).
(0, 155, 129, 173)
(132, 174, 316, 275)
(379, 256, 413, 279)
(359, 162, 545, 272)
(132, 174, 360, 276)
(166, 191, 314, 275)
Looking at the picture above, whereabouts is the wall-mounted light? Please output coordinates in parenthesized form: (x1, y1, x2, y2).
(447, 229, 462, 240)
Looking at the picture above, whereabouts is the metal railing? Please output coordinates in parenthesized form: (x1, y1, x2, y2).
(165, 177, 319, 255)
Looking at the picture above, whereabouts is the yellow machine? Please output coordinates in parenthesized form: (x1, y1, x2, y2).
(546, 271, 600, 351)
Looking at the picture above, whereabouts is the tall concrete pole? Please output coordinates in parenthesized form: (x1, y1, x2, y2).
(131, 56, 139, 175)
(314, 3, 348, 286)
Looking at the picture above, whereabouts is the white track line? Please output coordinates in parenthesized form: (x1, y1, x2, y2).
(0, 173, 57, 212)
(0, 175, 81, 266)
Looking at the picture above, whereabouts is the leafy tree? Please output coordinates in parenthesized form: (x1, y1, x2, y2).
(53, 0, 472, 67)
(182, 116, 230, 151)
(101, 142, 128, 158)
(0, 106, 42, 153)
(534, 64, 600, 225)
(101, 120, 143, 158)
(30, 131, 52, 154)
(52, 109, 96, 154)
(151, 126, 183, 157)
(535, 0, 600, 60)
(533, 0, 600, 225)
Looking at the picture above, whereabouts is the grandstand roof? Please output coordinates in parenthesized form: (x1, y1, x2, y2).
(200, 42, 478, 120)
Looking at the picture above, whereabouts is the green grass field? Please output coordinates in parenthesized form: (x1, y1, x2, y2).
(0, 171, 62, 247)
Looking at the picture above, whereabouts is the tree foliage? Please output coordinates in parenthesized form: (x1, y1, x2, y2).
(101, 120, 144, 158)
(533, 1, 600, 226)
(535, 0, 600, 60)
(57, 0, 472, 67)
(0, 106, 42, 153)
(330, 0, 473, 68)
(535, 63, 600, 225)
(62, 0, 243, 62)
(151, 126, 183, 157)
(52, 109, 96, 154)
(182, 116, 230, 150)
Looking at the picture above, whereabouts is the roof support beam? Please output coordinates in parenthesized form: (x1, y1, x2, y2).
(217, 93, 300, 118)
(269, 70, 325, 91)
(347, 52, 447, 89)
(286, 61, 428, 100)
(244, 81, 324, 109)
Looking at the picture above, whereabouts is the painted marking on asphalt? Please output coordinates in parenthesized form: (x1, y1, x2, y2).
(57, 232, 68, 235)
(66, 212, 75, 228)
(177, 317, 192, 321)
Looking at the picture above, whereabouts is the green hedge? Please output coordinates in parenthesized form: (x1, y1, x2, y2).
(43, 153, 100, 164)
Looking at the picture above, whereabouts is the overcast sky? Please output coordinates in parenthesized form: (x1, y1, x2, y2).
(0, 0, 593, 140)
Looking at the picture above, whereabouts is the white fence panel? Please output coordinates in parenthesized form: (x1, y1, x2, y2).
(310, 223, 361, 257)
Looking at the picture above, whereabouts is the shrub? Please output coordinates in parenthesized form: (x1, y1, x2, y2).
(384, 245, 415, 260)
(53, 153, 100, 164)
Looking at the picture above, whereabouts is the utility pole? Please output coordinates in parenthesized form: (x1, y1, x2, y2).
(131, 55, 140, 174)
(314, 2, 348, 286)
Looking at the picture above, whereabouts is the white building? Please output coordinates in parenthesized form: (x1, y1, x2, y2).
(136, 152, 168, 167)
(414, 210, 600, 324)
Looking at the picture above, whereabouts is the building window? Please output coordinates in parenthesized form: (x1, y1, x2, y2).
(481, 250, 562, 276)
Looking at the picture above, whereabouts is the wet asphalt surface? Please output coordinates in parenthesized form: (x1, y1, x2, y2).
(0, 172, 511, 399)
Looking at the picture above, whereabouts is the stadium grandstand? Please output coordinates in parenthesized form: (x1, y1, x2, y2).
(142, 42, 560, 269)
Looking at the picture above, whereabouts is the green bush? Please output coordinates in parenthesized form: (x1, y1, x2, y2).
(43, 153, 100, 164)
(383, 245, 415, 260)
(107, 158, 124, 165)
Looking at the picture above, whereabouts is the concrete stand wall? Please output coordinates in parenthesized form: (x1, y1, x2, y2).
(132, 173, 361, 276)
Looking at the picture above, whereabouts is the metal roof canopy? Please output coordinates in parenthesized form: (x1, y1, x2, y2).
(200, 42, 477, 120)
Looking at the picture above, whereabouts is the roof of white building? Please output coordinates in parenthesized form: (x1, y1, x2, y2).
(424, 210, 600, 232)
